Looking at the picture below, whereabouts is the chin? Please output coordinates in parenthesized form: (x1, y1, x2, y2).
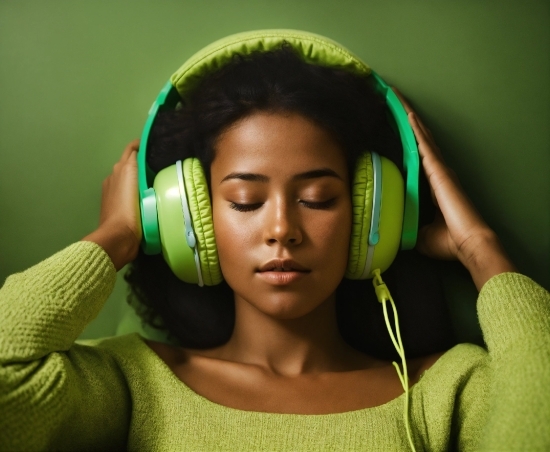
(243, 290, 333, 320)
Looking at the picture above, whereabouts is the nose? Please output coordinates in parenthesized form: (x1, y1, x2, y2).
(264, 199, 302, 246)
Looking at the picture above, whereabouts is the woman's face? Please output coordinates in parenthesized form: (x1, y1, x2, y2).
(210, 112, 352, 319)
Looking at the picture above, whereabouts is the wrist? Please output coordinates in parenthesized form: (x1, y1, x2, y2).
(459, 231, 517, 290)
(82, 224, 140, 271)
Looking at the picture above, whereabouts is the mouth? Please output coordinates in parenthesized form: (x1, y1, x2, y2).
(257, 259, 310, 273)
(256, 259, 310, 285)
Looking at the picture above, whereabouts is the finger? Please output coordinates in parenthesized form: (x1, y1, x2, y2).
(392, 87, 415, 116)
(393, 90, 448, 180)
(409, 115, 455, 209)
(409, 113, 445, 162)
(393, 88, 434, 139)
(121, 139, 140, 161)
(392, 87, 435, 140)
(447, 167, 464, 189)
(392, 86, 430, 141)
(407, 114, 438, 157)
(409, 113, 433, 155)
(409, 111, 435, 143)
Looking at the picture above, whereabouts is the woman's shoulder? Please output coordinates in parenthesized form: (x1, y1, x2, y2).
(429, 343, 487, 371)
(74, 333, 154, 367)
(416, 343, 489, 392)
(76, 332, 147, 353)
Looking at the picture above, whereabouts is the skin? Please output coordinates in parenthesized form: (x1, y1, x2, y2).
(82, 90, 516, 414)
(397, 93, 517, 289)
(209, 112, 358, 373)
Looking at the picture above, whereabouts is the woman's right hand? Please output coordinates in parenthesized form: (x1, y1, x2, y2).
(392, 88, 516, 290)
(82, 140, 142, 270)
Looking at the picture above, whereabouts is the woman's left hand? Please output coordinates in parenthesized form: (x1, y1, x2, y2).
(392, 88, 516, 290)
(82, 139, 142, 271)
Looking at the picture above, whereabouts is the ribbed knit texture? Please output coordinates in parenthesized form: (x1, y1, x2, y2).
(1, 242, 549, 451)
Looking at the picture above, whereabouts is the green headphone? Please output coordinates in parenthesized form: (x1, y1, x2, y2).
(138, 29, 419, 286)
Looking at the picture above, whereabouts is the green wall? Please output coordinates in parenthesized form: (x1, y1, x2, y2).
(1, 1, 548, 339)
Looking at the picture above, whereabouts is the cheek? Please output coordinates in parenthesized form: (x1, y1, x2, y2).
(212, 201, 256, 279)
(310, 201, 353, 269)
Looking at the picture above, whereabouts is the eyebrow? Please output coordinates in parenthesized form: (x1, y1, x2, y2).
(220, 168, 343, 184)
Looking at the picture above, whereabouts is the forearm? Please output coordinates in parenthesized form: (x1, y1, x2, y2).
(476, 273, 550, 450)
(459, 231, 517, 291)
(0, 241, 116, 359)
(0, 242, 128, 450)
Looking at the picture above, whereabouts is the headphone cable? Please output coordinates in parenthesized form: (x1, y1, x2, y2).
(372, 269, 417, 452)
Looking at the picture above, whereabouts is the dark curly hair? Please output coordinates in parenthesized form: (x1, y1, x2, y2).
(125, 43, 456, 360)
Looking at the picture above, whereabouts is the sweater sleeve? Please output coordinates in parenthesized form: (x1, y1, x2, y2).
(476, 272, 550, 450)
(0, 241, 132, 451)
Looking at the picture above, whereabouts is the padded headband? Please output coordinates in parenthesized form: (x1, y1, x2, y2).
(138, 29, 419, 253)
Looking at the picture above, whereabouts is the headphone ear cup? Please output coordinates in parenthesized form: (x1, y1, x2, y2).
(345, 153, 404, 280)
(154, 163, 200, 284)
(369, 156, 404, 275)
(183, 158, 223, 286)
(345, 153, 374, 279)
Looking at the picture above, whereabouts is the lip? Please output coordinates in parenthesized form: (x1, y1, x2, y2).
(256, 270, 308, 285)
(256, 258, 310, 286)
(257, 258, 310, 273)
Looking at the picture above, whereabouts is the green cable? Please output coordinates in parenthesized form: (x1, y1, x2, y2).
(372, 269, 417, 452)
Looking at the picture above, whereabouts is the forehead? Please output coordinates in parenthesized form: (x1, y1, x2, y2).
(210, 112, 349, 183)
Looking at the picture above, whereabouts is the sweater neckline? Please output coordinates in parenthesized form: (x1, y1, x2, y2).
(132, 333, 452, 417)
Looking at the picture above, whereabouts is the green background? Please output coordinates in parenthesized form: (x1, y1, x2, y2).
(1, 1, 548, 340)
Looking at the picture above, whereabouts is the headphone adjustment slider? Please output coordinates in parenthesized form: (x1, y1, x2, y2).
(372, 268, 391, 303)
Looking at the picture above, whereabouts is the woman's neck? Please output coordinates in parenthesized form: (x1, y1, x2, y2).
(213, 293, 375, 377)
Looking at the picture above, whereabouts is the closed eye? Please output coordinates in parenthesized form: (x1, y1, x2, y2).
(300, 198, 337, 210)
(229, 202, 263, 212)
(229, 198, 337, 212)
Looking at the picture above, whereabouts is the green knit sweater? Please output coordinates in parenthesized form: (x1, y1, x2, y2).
(0, 242, 549, 451)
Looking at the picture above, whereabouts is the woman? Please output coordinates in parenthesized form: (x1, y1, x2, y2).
(1, 32, 548, 451)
